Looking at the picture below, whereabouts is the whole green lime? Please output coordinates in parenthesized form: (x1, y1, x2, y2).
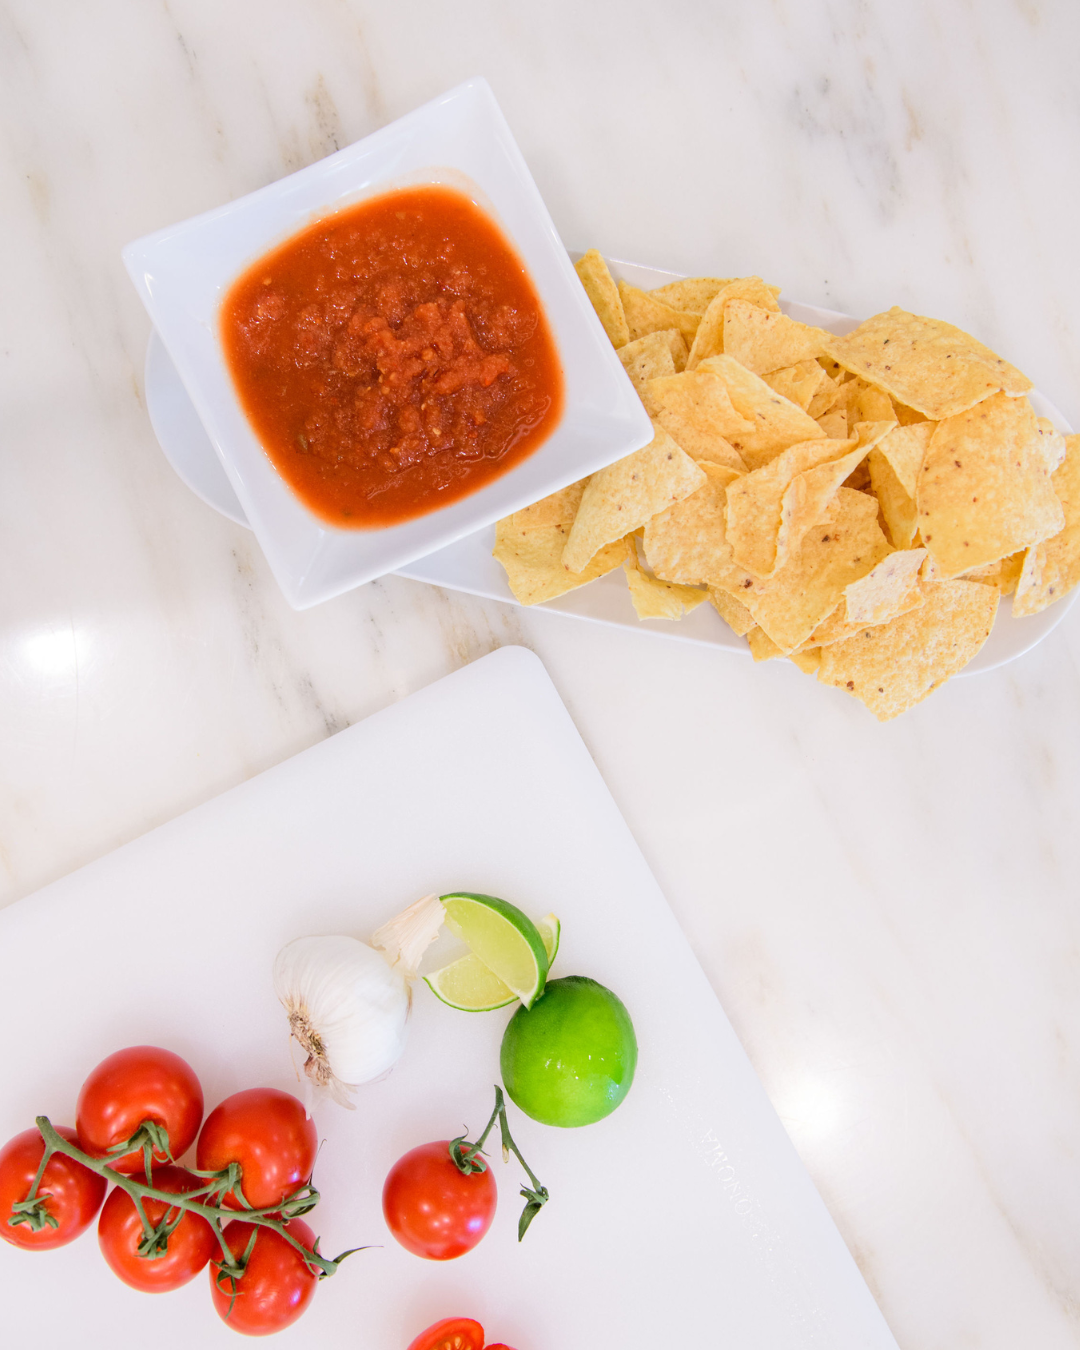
(500, 976, 637, 1127)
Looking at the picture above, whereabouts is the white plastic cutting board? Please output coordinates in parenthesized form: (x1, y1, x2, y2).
(0, 648, 898, 1349)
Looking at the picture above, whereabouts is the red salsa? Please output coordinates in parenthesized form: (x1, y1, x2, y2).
(220, 185, 564, 528)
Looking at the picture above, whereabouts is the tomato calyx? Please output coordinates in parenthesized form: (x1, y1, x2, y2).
(103, 1117, 177, 1181)
(448, 1086, 550, 1241)
(13, 1116, 367, 1283)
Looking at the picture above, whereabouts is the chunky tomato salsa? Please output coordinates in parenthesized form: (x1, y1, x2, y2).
(220, 185, 564, 528)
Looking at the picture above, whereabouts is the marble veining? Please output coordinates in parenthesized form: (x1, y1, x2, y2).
(3, 2, 1080, 1346)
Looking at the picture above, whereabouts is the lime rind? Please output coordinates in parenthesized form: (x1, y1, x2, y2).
(439, 893, 551, 1009)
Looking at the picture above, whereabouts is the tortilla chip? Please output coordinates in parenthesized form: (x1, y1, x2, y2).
(617, 332, 679, 407)
(708, 585, 756, 636)
(724, 436, 861, 578)
(874, 421, 934, 497)
(817, 579, 999, 719)
(789, 648, 823, 675)
(649, 277, 742, 313)
(562, 424, 706, 572)
(711, 488, 891, 653)
(845, 548, 929, 625)
(821, 307, 1032, 419)
(817, 409, 849, 439)
(800, 552, 931, 651)
(643, 462, 741, 584)
(494, 520, 631, 605)
(763, 360, 828, 412)
(694, 355, 826, 470)
(746, 627, 784, 662)
(893, 401, 930, 426)
(1012, 434, 1080, 616)
(505, 478, 587, 531)
(722, 301, 829, 375)
(646, 368, 752, 470)
(918, 393, 1065, 577)
(807, 370, 842, 419)
(867, 423, 933, 550)
(1034, 417, 1067, 473)
(686, 278, 782, 369)
(624, 553, 706, 620)
(574, 250, 629, 348)
(618, 281, 701, 346)
(963, 553, 1024, 596)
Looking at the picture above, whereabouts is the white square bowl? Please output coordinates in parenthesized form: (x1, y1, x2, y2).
(123, 78, 652, 609)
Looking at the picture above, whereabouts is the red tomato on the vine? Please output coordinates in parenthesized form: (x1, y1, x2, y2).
(0, 1126, 106, 1250)
(406, 1318, 486, 1350)
(97, 1164, 216, 1292)
(76, 1046, 204, 1174)
(196, 1088, 317, 1211)
(383, 1140, 497, 1261)
(209, 1217, 318, 1336)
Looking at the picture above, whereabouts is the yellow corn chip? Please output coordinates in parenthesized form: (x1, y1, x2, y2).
(562, 423, 706, 572)
(816, 409, 849, 439)
(763, 360, 829, 412)
(874, 421, 934, 497)
(617, 332, 679, 407)
(722, 300, 829, 375)
(711, 488, 891, 653)
(507, 477, 591, 530)
(644, 462, 741, 584)
(624, 552, 706, 620)
(708, 584, 756, 636)
(1013, 434, 1080, 616)
(618, 281, 701, 346)
(646, 368, 751, 470)
(694, 355, 826, 470)
(725, 436, 860, 578)
(686, 278, 782, 369)
(867, 422, 935, 551)
(817, 579, 999, 720)
(845, 548, 929, 624)
(1034, 417, 1067, 473)
(821, 307, 1032, 419)
(807, 370, 842, 419)
(494, 521, 631, 605)
(574, 250, 629, 348)
(918, 393, 1064, 577)
(746, 627, 784, 662)
(800, 552, 932, 651)
(789, 648, 823, 675)
(649, 277, 742, 312)
(963, 553, 1024, 596)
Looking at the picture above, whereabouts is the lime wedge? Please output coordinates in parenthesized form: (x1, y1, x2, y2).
(535, 913, 560, 964)
(424, 910, 561, 1013)
(425, 954, 518, 1012)
(433, 894, 552, 1009)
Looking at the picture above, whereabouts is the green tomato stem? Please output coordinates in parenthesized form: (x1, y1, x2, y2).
(20, 1117, 363, 1281)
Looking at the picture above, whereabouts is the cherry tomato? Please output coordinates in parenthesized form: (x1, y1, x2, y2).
(196, 1088, 317, 1211)
(76, 1046, 204, 1174)
(383, 1140, 497, 1260)
(209, 1217, 318, 1336)
(406, 1318, 486, 1350)
(97, 1165, 216, 1292)
(0, 1125, 107, 1250)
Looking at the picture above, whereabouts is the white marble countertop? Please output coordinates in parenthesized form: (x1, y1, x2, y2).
(3, 2, 1080, 1345)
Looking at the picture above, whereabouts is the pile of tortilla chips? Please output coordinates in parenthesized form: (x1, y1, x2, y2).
(493, 250, 1080, 720)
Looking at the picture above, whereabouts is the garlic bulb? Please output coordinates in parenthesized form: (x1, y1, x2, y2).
(274, 893, 445, 1108)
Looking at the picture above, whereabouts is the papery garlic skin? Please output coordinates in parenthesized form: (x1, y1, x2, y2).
(274, 935, 410, 1108)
